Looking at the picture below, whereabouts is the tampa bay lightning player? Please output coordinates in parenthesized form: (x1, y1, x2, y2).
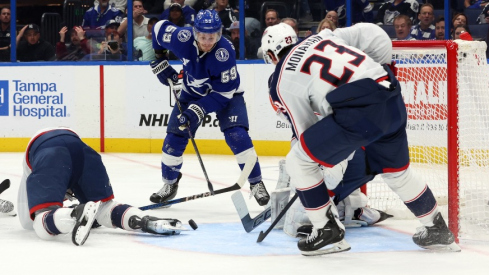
(149, 9, 270, 206)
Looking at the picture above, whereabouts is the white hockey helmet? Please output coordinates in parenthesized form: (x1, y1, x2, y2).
(261, 23, 298, 64)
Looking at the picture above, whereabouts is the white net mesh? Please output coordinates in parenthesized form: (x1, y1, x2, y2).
(366, 40, 489, 241)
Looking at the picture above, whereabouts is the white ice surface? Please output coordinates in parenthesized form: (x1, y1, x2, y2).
(0, 152, 488, 275)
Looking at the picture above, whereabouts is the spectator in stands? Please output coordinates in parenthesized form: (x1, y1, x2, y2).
(323, 0, 374, 26)
(134, 17, 158, 61)
(214, 0, 237, 33)
(394, 14, 416, 40)
(118, 0, 150, 41)
(82, 29, 126, 60)
(453, 25, 472, 40)
(82, 0, 124, 29)
(325, 10, 339, 27)
(410, 3, 435, 40)
(227, 21, 258, 59)
(435, 16, 445, 40)
(264, 9, 280, 29)
(85, 19, 121, 54)
(56, 26, 90, 61)
(464, 0, 488, 9)
(374, 0, 419, 25)
(16, 24, 55, 62)
(0, 6, 11, 62)
(452, 13, 468, 30)
(317, 18, 336, 33)
(159, 0, 195, 25)
(164, 3, 191, 27)
(94, 0, 128, 12)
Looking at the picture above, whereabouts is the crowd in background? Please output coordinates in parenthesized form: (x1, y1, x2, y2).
(0, 0, 488, 62)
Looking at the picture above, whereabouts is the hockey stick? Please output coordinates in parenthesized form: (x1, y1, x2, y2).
(0, 179, 10, 195)
(139, 154, 257, 211)
(231, 191, 271, 233)
(256, 193, 298, 243)
(169, 79, 214, 195)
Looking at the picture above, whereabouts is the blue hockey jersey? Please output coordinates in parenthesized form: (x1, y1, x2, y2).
(152, 20, 241, 114)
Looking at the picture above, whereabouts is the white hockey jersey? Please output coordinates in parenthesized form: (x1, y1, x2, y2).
(269, 23, 391, 139)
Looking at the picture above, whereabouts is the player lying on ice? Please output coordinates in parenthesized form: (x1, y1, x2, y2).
(17, 127, 187, 246)
(262, 22, 460, 256)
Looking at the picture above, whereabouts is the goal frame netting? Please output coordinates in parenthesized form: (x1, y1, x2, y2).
(373, 40, 489, 242)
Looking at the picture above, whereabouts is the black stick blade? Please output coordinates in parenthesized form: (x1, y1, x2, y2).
(257, 231, 266, 243)
(0, 179, 11, 195)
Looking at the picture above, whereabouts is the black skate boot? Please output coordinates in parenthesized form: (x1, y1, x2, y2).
(298, 206, 351, 256)
(129, 215, 184, 235)
(296, 224, 313, 238)
(71, 201, 101, 246)
(250, 181, 270, 206)
(412, 212, 461, 252)
(150, 173, 182, 204)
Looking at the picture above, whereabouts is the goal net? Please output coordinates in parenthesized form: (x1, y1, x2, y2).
(366, 40, 489, 242)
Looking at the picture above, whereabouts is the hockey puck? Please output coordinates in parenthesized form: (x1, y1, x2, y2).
(188, 219, 198, 230)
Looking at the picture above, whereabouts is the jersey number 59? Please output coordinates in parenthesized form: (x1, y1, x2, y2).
(221, 66, 238, 83)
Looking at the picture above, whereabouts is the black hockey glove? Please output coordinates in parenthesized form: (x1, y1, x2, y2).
(150, 58, 178, 86)
(178, 103, 206, 130)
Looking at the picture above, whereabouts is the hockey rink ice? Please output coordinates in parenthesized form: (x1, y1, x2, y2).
(1, 152, 488, 274)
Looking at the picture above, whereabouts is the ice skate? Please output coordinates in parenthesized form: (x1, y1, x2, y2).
(129, 215, 186, 235)
(250, 181, 270, 206)
(297, 207, 351, 256)
(71, 201, 101, 246)
(150, 173, 181, 204)
(412, 212, 461, 252)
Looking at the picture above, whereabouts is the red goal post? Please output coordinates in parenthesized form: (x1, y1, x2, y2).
(366, 40, 489, 242)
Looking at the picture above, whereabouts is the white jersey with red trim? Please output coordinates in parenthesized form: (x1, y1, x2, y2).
(268, 27, 389, 139)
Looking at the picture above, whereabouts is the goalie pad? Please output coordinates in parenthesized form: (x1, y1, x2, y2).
(275, 159, 290, 190)
(270, 188, 291, 229)
(283, 198, 311, 237)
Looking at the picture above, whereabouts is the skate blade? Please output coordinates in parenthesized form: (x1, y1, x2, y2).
(72, 201, 101, 246)
(301, 240, 351, 256)
(420, 242, 461, 252)
(1, 210, 17, 217)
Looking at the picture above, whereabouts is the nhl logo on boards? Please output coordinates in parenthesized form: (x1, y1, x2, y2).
(215, 48, 229, 62)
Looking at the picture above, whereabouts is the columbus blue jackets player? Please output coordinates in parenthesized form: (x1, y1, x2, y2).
(149, 10, 270, 206)
(262, 23, 460, 255)
(17, 127, 186, 246)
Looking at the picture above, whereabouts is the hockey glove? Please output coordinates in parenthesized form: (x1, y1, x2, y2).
(178, 103, 206, 130)
(150, 58, 178, 86)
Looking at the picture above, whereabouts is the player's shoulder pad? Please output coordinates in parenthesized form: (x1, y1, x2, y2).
(211, 38, 237, 65)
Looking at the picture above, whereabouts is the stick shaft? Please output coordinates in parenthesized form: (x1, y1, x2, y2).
(169, 80, 214, 194)
(256, 193, 298, 243)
